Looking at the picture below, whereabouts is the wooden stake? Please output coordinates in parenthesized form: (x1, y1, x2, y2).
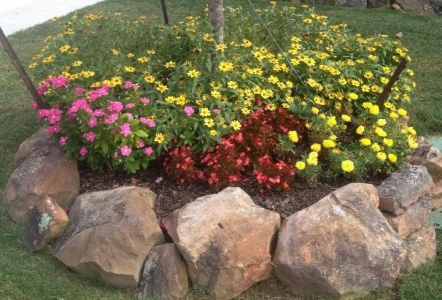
(376, 58, 408, 108)
(0, 27, 47, 109)
(160, 0, 169, 26)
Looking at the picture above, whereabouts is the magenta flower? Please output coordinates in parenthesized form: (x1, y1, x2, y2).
(144, 147, 153, 155)
(212, 109, 221, 114)
(114, 151, 119, 159)
(138, 140, 145, 148)
(89, 86, 109, 102)
(59, 136, 68, 146)
(125, 103, 135, 109)
(93, 109, 106, 117)
(184, 106, 194, 116)
(31, 102, 39, 110)
(126, 113, 133, 120)
(46, 108, 63, 124)
(83, 132, 96, 142)
(87, 117, 97, 128)
(79, 147, 88, 156)
(46, 125, 61, 135)
(120, 123, 131, 137)
(105, 113, 119, 125)
(38, 109, 48, 119)
(51, 75, 69, 89)
(140, 117, 156, 127)
(120, 145, 132, 156)
(123, 81, 139, 90)
(140, 97, 150, 105)
(107, 101, 124, 113)
(74, 87, 86, 94)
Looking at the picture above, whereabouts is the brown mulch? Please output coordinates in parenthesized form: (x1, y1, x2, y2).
(79, 165, 386, 220)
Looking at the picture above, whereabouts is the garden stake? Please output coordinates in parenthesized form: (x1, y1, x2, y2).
(160, 0, 169, 26)
(0, 27, 47, 109)
(376, 58, 408, 108)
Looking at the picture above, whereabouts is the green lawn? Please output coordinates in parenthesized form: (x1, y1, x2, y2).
(1, 0, 441, 299)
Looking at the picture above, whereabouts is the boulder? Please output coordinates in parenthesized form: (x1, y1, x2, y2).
(377, 164, 433, 216)
(430, 0, 442, 12)
(138, 243, 189, 300)
(401, 226, 436, 272)
(407, 139, 442, 183)
(367, 0, 390, 8)
(3, 144, 79, 223)
(335, 0, 367, 6)
(394, 0, 437, 15)
(22, 196, 69, 252)
(163, 187, 280, 300)
(13, 126, 54, 167)
(273, 183, 406, 298)
(383, 194, 432, 238)
(54, 186, 165, 288)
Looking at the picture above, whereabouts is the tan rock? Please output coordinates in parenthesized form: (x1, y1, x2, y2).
(54, 186, 165, 288)
(395, 0, 436, 15)
(273, 183, 406, 298)
(407, 139, 442, 183)
(401, 226, 436, 272)
(430, 179, 442, 210)
(13, 127, 54, 168)
(383, 195, 432, 238)
(3, 144, 79, 223)
(163, 187, 281, 300)
(22, 196, 69, 252)
(377, 164, 433, 215)
(138, 243, 189, 300)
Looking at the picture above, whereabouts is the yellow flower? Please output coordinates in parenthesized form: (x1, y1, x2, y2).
(407, 127, 417, 136)
(295, 161, 306, 170)
(388, 153, 397, 163)
(227, 81, 238, 89)
(341, 114, 351, 122)
(375, 127, 387, 137)
(364, 71, 373, 79)
(72, 60, 82, 67)
(347, 93, 358, 101)
(307, 152, 318, 166)
(389, 112, 399, 120)
(408, 137, 418, 149)
(383, 138, 394, 147)
(311, 143, 321, 152)
(164, 61, 176, 68)
(376, 152, 387, 161)
(219, 61, 234, 72)
(187, 69, 201, 78)
(356, 125, 365, 135)
(362, 102, 373, 109)
(288, 131, 298, 143)
(204, 118, 215, 128)
(323, 139, 336, 148)
(144, 75, 155, 83)
(210, 130, 218, 137)
(215, 43, 227, 51)
(231, 120, 241, 131)
(112, 49, 120, 55)
(125, 66, 135, 73)
(200, 108, 211, 117)
(360, 138, 371, 146)
(327, 116, 337, 127)
(138, 56, 149, 63)
(398, 108, 407, 116)
(371, 143, 381, 152)
(377, 119, 387, 126)
(311, 107, 320, 115)
(341, 160, 354, 172)
(154, 133, 166, 144)
(59, 45, 71, 53)
(369, 105, 380, 115)
(156, 84, 168, 93)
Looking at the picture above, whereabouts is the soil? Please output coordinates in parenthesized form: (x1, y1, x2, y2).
(79, 164, 386, 220)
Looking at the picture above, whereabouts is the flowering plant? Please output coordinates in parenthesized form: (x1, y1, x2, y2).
(30, 3, 417, 189)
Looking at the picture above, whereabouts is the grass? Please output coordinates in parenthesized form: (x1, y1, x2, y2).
(0, 0, 441, 299)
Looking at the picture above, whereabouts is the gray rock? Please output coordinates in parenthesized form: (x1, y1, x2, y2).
(14, 127, 54, 168)
(401, 225, 436, 272)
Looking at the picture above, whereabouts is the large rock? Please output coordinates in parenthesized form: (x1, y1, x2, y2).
(395, 0, 437, 15)
(377, 164, 433, 216)
(138, 243, 189, 300)
(401, 226, 436, 272)
(22, 196, 69, 252)
(163, 187, 281, 300)
(335, 0, 367, 6)
(54, 186, 165, 288)
(273, 183, 406, 298)
(3, 144, 79, 223)
(13, 126, 53, 167)
(383, 194, 432, 238)
(407, 139, 442, 183)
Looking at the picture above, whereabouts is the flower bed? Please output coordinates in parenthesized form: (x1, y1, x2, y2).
(29, 3, 417, 193)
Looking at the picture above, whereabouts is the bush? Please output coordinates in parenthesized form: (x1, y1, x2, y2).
(29, 3, 418, 191)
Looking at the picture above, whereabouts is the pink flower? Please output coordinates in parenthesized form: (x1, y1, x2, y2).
(89, 86, 109, 102)
(38, 109, 48, 119)
(31, 102, 39, 110)
(183, 106, 194, 116)
(79, 146, 88, 156)
(74, 87, 86, 94)
(107, 101, 124, 113)
(87, 117, 97, 128)
(119, 123, 131, 137)
(114, 152, 119, 158)
(138, 140, 145, 148)
(83, 132, 96, 142)
(126, 113, 133, 120)
(46, 125, 61, 135)
(140, 117, 156, 127)
(125, 103, 135, 109)
(59, 136, 68, 146)
(46, 108, 63, 124)
(140, 97, 150, 105)
(105, 113, 119, 125)
(120, 145, 132, 156)
(51, 75, 69, 88)
(144, 147, 153, 155)
(212, 109, 221, 114)
(93, 109, 106, 117)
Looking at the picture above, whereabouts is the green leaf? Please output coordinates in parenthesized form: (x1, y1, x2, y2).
(101, 142, 109, 155)
(134, 130, 149, 137)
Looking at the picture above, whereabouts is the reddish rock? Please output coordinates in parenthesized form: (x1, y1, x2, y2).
(401, 226, 436, 272)
(138, 243, 189, 300)
(3, 144, 79, 223)
(377, 164, 433, 216)
(54, 186, 165, 288)
(273, 183, 406, 298)
(22, 196, 69, 252)
(163, 187, 280, 300)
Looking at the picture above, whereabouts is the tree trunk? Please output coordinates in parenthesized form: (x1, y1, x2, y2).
(208, 0, 224, 45)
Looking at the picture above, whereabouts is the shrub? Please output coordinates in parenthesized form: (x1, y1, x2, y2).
(29, 3, 418, 189)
